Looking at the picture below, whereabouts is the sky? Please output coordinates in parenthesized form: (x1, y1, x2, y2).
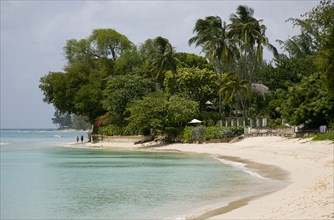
(1, 0, 320, 129)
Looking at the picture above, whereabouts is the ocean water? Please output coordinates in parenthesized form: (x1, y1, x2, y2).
(1, 129, 280, 219)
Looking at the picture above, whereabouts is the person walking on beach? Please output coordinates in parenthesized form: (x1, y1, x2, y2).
(80, 135, 84, 143)
(76, 136, 79, 143)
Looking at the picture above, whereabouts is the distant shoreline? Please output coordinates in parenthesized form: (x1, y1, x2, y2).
(0, 128, 89, 132)
(67, 136, 334, 219)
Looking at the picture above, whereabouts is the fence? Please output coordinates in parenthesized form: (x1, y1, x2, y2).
(244, 127, 295, 138)
(221, 117, 268, 128)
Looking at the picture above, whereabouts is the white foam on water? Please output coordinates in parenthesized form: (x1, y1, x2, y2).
(214, 156, 268, 180)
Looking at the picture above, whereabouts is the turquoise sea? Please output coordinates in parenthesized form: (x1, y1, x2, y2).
(1, 129, 280, 219)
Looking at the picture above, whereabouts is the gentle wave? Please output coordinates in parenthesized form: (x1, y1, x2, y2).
(0, 142, 10, 146)
(215, 157, 267, 179)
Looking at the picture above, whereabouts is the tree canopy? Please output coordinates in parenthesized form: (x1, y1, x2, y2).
(40, 2, 334, 137)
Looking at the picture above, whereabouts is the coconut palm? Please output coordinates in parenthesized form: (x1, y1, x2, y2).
(219, 72, 248, 118)
(139, 37, 178, 88)
(152, 37, 177, 74)
(189, 16, 237, 112)
(228, 5, 278, 118)
(189, 16, 238, 72)
(229, 5, 278, 81)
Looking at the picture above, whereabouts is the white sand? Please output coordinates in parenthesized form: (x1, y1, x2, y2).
(157, 137, 334, 219)
(71, 136, 334, 219)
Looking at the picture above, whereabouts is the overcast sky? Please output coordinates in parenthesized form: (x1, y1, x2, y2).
(1, 0, 320, 129)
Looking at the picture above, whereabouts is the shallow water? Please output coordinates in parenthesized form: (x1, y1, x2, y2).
(1, 129, 279, 219)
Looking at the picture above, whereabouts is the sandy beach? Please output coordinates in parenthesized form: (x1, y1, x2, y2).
(79, 136, 333, 219)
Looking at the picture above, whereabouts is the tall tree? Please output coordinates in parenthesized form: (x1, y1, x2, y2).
(40, 29, 134, 123)
(164, 67, 218, 108)
(40, 72, 73, 114)
(228, 5, 278, 118)
(257, 0, 334, 128)
(139, 37, 178, 87)
(308, 0, 334, 98)
(64, 39, 95, 65)
(89, 29, 134, 61)
(229, 5, 278, 69)
(113, 49, 143, 75)
(175, 52, 212, 69)
(126, 93, 168, 135)
(102, 74, 156, 126)
(189, 16, 236, 69)
(280, 72, 334, 128)
(152, 37, 178, 74)
(126, 93, 199, 137)
(189, 16, 236, 112)
(219, 72, 248, 118)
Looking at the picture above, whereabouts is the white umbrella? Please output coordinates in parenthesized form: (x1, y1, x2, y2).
(189, 119, 202, 124)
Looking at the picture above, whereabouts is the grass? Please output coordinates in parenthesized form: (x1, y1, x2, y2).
(305, 132, 334, 142)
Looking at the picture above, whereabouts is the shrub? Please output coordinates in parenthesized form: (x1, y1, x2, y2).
(312, 132, 334, 142)
(97, 124, 124, 136)
(230, 126, 244, 135)
(204, 126, 223, 140)
(204, 126, 243, 140)
(267, 118, 288, 128)
(181, 126, 243, 142)
(181, 126, 193, 143)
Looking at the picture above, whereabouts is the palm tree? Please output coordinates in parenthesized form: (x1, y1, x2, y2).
(189, 16, 237, 65)
(219, 72, 248, 119)
(228, 5, 278, 118)
(138, 37, 178, 89)
(150, 37, 178, 87)
(189, 16, 237, 112)
(229, 6, 278, 78)
(152, 37, 177, 72)
(189, 7, 277, 118)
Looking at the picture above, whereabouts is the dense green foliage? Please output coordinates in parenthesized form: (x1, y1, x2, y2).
(204, 126, 243, 140)
(258, 0, 334, 129)
(280, 72, 334, 128)
(40, 29, 122, 123)
(40, 2, 334, 140)
(96, 124, 125, 136)
(103, 74, 156, 126)
(52, 110, 91, 130)
(189, 6, 278, 117)
(182, 126, 243, 143)
(164, 67, 218, 107)
(126, 93, 199, 136)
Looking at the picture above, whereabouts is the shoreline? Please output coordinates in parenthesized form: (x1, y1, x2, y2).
(67, 136, 334, 219)
(151, 149, 290, 219)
